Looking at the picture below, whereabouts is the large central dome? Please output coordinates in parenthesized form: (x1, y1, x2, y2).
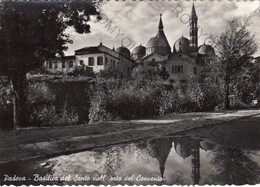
(146, 14, 171, 56)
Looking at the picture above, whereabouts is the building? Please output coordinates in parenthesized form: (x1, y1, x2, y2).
(45, 3, 214, 82)
(132, 4, 216, 83)
(45, 43, 133, 78)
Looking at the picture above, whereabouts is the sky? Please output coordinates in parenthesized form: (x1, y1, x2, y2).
(64, 0, 260, 57)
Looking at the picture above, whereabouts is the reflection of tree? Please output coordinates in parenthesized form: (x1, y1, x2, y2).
(210, 147, 260, 185)
(93, 146, 125, 176)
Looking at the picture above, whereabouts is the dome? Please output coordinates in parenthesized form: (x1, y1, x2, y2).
(146, 36, 171, 56)
(133, 45, 146, 55)
(200, 140, 216, 151)
(174, 142, 191, 159)
(174, 36, 190, 52)
(198, 44, 215, 55)
(116, 46, 131, 58)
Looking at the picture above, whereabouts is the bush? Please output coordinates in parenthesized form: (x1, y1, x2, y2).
(88, 76, 223, 123)
(27, 77, 92, 127)
(88, 79, 163, 123)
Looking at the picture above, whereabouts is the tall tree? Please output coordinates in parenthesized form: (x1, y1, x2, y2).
(0, 0, 101, 129)
(215, 17, 258, 109)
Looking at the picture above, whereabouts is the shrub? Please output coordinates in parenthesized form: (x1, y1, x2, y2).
(88, 79, 163, 123)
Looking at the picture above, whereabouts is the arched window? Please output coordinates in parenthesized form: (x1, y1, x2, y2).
(97, 56, 103, 66)
(80, 60, 84, 66)
(178, 65, 180, 73)
(181, 65, 184, 73)
(88, 57, 94, 66)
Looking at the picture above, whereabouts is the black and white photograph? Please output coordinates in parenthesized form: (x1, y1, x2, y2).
(0, 0, 260, 185)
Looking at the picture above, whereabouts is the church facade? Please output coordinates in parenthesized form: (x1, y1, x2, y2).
(45, 4, 215, 82)
(132, 4, 216, 83)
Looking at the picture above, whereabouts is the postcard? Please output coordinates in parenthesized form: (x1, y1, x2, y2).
(0, 0, 260, 185)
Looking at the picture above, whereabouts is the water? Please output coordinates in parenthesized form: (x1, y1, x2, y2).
(1, 122, 260, 185)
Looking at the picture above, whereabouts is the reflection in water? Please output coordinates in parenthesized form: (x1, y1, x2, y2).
(1, 128, 260, 185)
(145, 138, 172, 180)
(210, 147, 260, 185)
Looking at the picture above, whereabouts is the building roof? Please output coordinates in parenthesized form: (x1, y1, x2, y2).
(116, 46, 131, 58)
(191, 3, 197, 18)
(146, 15, 171, 53)
(174, 36, 190, 53)
(158, 14, 163, 31)
(198, 44, 215, 55)
(75, 46, 100, 54)
(63, 55, 75, 60)
(133, 45, 146, 55)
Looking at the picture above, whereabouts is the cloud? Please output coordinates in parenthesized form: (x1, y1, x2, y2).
(64, 0, 260, 56)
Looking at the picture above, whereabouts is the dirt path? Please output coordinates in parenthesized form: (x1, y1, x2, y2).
(0, 109, 259, 164)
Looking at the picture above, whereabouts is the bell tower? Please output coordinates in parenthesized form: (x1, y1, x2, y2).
(189, 3, 198, 49)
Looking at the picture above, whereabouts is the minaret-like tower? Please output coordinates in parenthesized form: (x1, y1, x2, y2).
(158, 14, 163, 31)
(191, 140, 200, 185)
(189, 3, 198, 49)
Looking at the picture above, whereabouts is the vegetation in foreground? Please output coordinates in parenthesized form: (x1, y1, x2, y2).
(0, 14, 259, 129)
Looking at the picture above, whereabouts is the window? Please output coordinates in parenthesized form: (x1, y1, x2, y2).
(62, 61, 65, 68)
(69, 61, 73, 68)
(97, 56, 103, 66)
(88, 57, 94, 66)
(180, 79, 187, 83)
(80, 60, 84, 66)
(49, 61, 53, 69)
(193, 67, 197, 74)
(54, 62, 58, 69)
(172, 65, 184, 73)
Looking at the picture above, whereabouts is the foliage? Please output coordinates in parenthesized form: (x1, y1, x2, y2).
(214, 17, 258, 109)
(88, 79, 165, 123)
(132, 66, 169, 81)
(88, 77, 219, 123)
(210, 147, 260, 185)
(0, 0, 100, 128)
(68, 65, 96, 78)
(98, 67, 118, 79)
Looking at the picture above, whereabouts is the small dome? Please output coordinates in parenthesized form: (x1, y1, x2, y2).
(116, 46, 131, 58)
(198, 44, 215, 55)
(174, 36, 190, 52)
(200, 140, 216, 151)
(174, 142, 191, 159)
(133, 45, 146, 55)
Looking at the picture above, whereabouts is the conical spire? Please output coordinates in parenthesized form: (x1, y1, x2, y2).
(191, 3, 197, 18)
(158, 14, 163, 31)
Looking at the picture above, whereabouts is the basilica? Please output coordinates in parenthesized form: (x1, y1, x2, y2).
(44, 4, 216, 83)
(131, 3, 216, 83)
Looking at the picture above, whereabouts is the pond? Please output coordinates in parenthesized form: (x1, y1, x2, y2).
(1, 121, 260, 185)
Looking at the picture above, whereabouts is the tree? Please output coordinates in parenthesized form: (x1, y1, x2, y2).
(0, 1, 100, 129)
(215, 17, 258, 109)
